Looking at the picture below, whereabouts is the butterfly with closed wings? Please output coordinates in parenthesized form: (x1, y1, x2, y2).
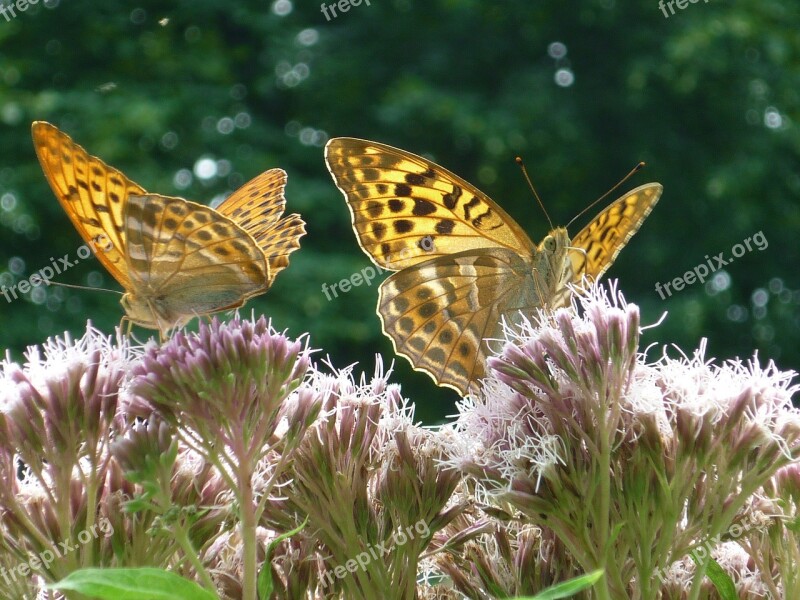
(32, 121, 305, 335)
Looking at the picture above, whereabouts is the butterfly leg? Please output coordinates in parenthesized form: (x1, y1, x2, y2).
(119, 315, 134, 337)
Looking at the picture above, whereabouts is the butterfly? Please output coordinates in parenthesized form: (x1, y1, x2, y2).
(32, 121, 305, 335)
(325, 137, 661, 396)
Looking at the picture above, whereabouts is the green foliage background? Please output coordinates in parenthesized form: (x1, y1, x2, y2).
(0, 0, 798, 421)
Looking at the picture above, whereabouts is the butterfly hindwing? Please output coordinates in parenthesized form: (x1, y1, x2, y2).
(124, 193, 269, 322)
(325, 138, 535, 271)
(378, 247, 542, 394)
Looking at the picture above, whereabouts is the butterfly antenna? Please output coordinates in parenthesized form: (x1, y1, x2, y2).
(515, 157, 553, 230)
(45, 280, 123, 295)
(567, 161, 646, 228)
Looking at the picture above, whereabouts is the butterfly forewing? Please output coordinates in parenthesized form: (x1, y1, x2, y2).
(217, 168, 288, 226)
(325, 138, 535, 271)
(124, 194, 269, 322)
(569, 183, 662, 280)
(32, 121, 143, 289)
(215, 169, 306, 287)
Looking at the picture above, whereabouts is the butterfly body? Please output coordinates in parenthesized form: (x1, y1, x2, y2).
(529, 227, 574, 308)
(120, 292, 180, 331)
(32, 122, 304, 335)
(326, 137, 661, 396)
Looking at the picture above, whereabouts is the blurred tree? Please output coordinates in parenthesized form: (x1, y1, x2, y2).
(0, 0, 798, 420)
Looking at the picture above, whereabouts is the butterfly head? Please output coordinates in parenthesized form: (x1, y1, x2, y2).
(531, 227, 576, 308)
(538, 227, 570, 254)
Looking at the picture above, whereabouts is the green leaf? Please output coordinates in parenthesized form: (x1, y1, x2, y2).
(45, 567, 218, 600)
(257, 518, 309, 599)
(512, 569, 604, 600)
(700, 558, 737, 600)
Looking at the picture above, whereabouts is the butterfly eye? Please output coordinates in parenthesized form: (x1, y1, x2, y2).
(542, 236, 557, 252)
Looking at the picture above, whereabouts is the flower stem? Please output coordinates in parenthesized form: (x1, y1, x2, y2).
(236, 446, 258, 600)
(173, 523, 218, 592)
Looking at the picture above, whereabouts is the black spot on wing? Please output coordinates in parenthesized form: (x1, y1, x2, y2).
(398, 317, 414, 333)
(405, 173, 427, 185)
(472, 209, 493, 228)
(373, 222, 388, 240)
(231, 240, 251, 254)
(412, 199, 436, 216)
(395, 183, 412, 197)
(168, 203, 187, 217)
(81, 217, 102, 227)
(409, 337, 426, 352)
(443, 185, 462, 210)
(435, 219, 455, 234)
(428, 347, 446, 364)
(463, 197, 480, 220)
(393, 220, 413, 234)
(418, 302, 437, 318)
